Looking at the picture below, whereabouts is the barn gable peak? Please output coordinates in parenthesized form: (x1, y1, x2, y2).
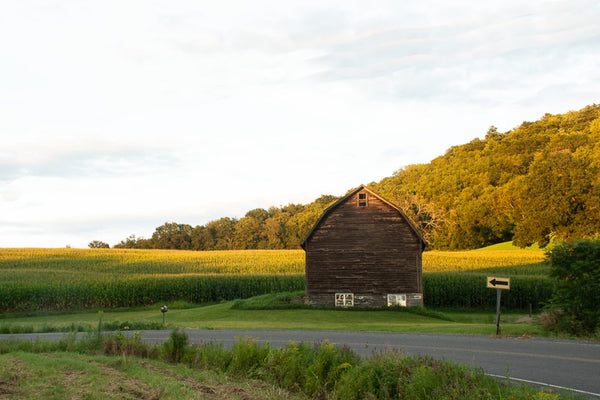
(300, 184, 427, 250)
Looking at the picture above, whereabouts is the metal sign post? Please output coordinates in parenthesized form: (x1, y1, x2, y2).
(487, 277, 510, 335)
(160, 305, 168, 326)
(495, 289, 502, 335)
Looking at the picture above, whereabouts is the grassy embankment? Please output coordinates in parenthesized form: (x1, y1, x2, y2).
(0, 330, 577, 400)
(0, 350, 304, 400)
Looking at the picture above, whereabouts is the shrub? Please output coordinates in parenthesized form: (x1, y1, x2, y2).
(184, 341, 232, 371)
(398, 357, 492, 400)
(264, 340, 359, 397)
(335, 352, 513, 400)
(227, 336, 270, 377)
(545, 239, 600, 335)
(161, 329, 189, 363)
(334, 350, 412, 399)
(267, 341, 314, 391)
(304, 341, 358, 397)
(103, 331, 156, 358)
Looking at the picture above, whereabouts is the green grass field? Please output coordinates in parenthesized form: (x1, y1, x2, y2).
(1, 293, 543, 337)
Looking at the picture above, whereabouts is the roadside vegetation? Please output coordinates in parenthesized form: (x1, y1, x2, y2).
(0, 330, 578, 400)
(0, 345, 304, 400)
(542, 240, 600, 336)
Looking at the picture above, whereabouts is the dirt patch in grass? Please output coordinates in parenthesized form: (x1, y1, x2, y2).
(138, 360, 299, 400)
(193, 379, 296, 400)
(0, 357, 27, 396)
(140, 360, 216, 395)
(96, 361, 164, 400)
(0, 352, 305, 400)
(61, 369, 86, 387)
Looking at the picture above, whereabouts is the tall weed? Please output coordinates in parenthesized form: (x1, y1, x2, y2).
(161, 329, 188, 363)
(227, 336, 270, 377)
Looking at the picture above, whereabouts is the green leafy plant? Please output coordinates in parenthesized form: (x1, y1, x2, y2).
(545, 239, 600, 335)
(161, 329, 189, 363)
(227, 336, 270, 377)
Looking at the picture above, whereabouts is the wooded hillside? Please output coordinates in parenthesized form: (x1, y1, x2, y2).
(110, 104, 600, 250)
(371, 104, 600, 249)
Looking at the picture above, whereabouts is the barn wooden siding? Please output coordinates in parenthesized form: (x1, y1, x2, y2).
(301, 185, 425, 308)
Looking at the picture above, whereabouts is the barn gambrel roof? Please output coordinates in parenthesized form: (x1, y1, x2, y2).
(300, 184, 427, 250)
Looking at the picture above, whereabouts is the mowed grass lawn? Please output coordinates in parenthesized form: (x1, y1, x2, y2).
(1, 300, 542, 336)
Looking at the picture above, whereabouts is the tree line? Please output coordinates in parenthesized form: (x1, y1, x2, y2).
(101, 195, 339, 250)
(94, 104, 600, 251)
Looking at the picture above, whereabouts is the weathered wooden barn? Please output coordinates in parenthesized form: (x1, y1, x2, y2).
(300, 185, 426, 308)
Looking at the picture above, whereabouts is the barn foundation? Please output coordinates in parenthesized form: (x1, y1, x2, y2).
(304, 292, 424, 308)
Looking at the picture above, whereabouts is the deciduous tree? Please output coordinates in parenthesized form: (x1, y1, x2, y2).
(88, 240, 109, 248)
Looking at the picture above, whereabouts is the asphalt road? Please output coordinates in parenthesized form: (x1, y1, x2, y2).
(2, 330, 599, 398)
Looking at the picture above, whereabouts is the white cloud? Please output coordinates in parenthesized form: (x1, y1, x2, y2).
(1, 0, 599, 247)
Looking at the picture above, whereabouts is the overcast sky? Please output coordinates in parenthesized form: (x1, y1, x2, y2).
(1, 1, 599, 248)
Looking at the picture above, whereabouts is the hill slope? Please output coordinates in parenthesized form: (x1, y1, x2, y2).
(371, 104, 600, 249)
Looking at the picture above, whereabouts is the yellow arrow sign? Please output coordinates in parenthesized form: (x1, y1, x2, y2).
(487, 276, 510, 290)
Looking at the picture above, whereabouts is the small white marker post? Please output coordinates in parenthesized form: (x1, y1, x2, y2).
(487, 277, 510, 335)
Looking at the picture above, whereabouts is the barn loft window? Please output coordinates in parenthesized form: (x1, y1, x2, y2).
(335, 293, 354, 307)
(358, 193, 368, 207)
(387, 294, 407, 307)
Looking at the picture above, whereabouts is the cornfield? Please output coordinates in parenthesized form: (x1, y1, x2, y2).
(423, 250, 547, 274)
(423, 274, 553, 310)
(0, 247, 550, 312)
